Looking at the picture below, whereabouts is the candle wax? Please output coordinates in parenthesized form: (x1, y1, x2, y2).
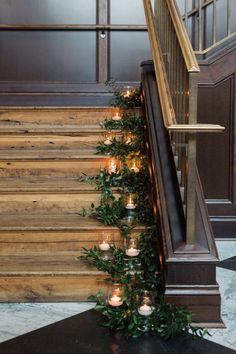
(131, 163, 139, 173)
(109, 294, 123, 307)
(126, 203, 136, 210)
(104, 138, 112, 146)
(99, 241, 110, 251)
(112, 113, 121, 121)
(138, 304, 153, 316)
(126, 247, 139, 257)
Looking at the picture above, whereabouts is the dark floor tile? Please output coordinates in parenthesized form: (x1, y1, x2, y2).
(218, 256, 236, 271)
(0, 310, 235, 354)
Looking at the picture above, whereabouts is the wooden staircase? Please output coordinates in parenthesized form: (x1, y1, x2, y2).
(0, 107, 123, 302)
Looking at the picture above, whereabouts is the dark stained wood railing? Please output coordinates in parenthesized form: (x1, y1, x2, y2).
(142, 0, 224, 325)
(143, 0, 224, 244)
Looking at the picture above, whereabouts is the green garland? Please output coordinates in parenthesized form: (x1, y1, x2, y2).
(79, 82, 208, 339)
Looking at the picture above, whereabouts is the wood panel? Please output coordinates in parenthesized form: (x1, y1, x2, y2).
(197, 44, 236, 238)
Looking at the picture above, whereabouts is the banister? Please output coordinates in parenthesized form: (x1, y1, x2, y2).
(143, 0, 225, 246)
(165, 0, 200, 73)
(143, 0, 176, 127)
(167, 124, 225, 133)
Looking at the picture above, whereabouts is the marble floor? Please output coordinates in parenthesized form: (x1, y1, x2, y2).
(0, 241, 235, 351)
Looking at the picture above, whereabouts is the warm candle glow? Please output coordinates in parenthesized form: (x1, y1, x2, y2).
(124, 90, 130, 97)
(104, 134, 112, 146)
(131, 160, 140, 173)
(99, 240, 110, 251)
(108, 159, 117, 174)
(126, 194, 136, 209)
(125, 134, 133, 144)
(126, 246, 139, 257)
(112, 112, 122, 121)
(108, 285, 123, 307)
(109, 294, 123, 307)
(126, 238, 139, 257)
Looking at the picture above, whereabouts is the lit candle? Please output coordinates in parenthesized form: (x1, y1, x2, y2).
(126, 246, 139, 257)
(99, 240, 110, 251)
(126, 194, 136, 209)
(130, 160, 140, 173)
(109, 294, 123, 307)
(112, 112, 122, 121)
(124, 89, 130, 98)
(104, 135, 112, 145)
(138, 303, 153, 316)
(108, 159, 117, 174)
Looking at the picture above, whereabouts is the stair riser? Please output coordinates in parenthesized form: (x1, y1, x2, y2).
(0, 135, 102, 151)
(0, 275, 109, 302)
(0, 233, 123, 256)
(0, 193, 120, 214)
(0, 159, 109, 177)
(0, 108, 117, 127)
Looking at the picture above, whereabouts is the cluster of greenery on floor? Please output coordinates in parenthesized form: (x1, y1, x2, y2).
(80, 81, 208, 339)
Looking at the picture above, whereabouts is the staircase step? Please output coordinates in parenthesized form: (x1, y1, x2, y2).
(0, 192, 121, 214)
(0, 106, 117, 128)
(0, 178, 96, 192)
(0, 214, 127, 231)
(0, 150, 104, 160)
(0, 255, 109, 301)
(0, 106, 131, 301)
(0, 229, 124, 256)
(0, 215, 142, 256)
(0, 157, 109, 177)
(0, 134, 103, 150)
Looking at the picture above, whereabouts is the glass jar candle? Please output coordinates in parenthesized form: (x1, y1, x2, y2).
(108, 284, 123, 307)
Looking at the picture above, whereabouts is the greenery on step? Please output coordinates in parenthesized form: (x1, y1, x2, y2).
(79, 82, 209, 339)
(105, 79, 141, 109)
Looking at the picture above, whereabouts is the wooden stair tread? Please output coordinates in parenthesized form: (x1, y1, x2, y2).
(0, 214, 122, 231)
(0, 124, 106, 134)
(0, 255, 101, 275)
(0, 150, 107, 160)
(0, 178, 96, 192)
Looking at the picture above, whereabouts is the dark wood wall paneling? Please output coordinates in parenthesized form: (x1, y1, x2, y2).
(0, 0, 152, 106)
(197, 42, 236, 238)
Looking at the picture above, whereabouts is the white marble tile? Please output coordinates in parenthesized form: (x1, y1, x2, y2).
(207, 267, 236, 351)
(216, 240, 236, 261)
(0, 302, 94, 343)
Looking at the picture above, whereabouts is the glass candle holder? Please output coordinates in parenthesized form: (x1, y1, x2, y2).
(99, 232, 112, 251)
(138, 291, 154, 317)
(107, 158, 119, 174)
(104, 132, 113, 146)
(122, 86, 134, 98)
(112, 112, 122, 121)
(128, 158, 140, 173)
(125, 193, 136, 210)
(108, 284, 123, 307)
(125, 238, 140, 257)
(124, 133, 134, 145)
